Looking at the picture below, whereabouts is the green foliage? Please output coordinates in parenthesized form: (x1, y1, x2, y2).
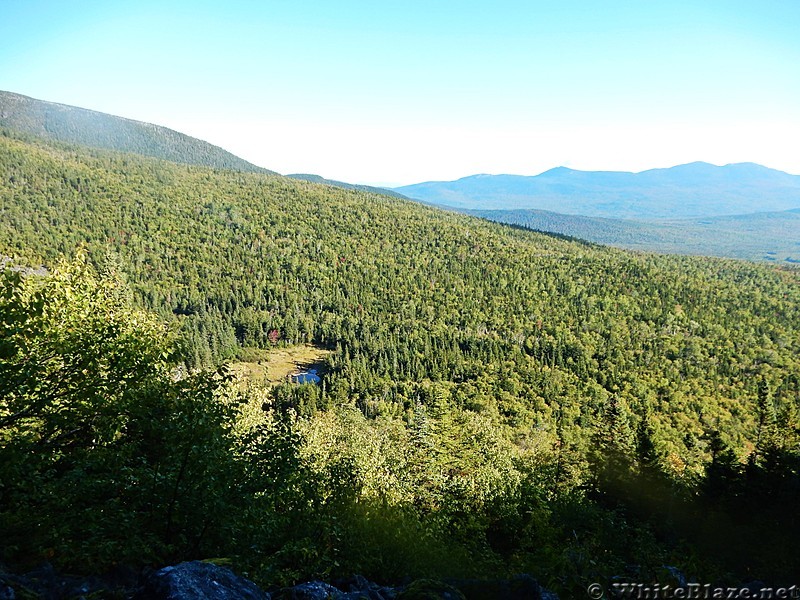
(0, 258, 246, 568)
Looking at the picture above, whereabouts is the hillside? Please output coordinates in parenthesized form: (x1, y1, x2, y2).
(395, 162, 800, 219)
(463, 207, 800, 262)
(0, 90, 274, 173)
(2, 130, 800, 591)
(287, 173, 409, 199)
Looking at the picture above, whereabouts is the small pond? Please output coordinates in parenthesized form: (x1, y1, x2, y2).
(290, 368, 321, 385)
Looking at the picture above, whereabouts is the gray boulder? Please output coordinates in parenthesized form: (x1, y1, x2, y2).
(136, 561, 269, 600)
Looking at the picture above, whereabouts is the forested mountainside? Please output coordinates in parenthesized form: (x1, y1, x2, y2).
(395, 162, 800, 218)
(287, 173, 409, 199)
(0, 90, 273, 174)
(462, 207, 800, 263)
(2, 128, 799, 593)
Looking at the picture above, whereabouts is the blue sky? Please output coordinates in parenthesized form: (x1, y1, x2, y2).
(2, 0, 799, 185)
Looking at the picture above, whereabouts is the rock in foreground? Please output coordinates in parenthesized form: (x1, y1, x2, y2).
(136, 561, 269, 600)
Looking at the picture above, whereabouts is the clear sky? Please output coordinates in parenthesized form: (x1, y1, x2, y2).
(2, 0, 799, 185)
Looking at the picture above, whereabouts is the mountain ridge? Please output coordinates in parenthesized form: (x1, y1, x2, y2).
(0, 90, 415, 200)
(3, 89, 798, 261)
(286, 173, 410, 199)
(395, 162, 800, 219)
(0, 90, 275, 174)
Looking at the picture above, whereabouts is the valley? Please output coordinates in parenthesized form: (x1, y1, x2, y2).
(460, 206, 800, 262)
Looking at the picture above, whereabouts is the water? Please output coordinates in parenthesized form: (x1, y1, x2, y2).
(291, 368, 321, 384)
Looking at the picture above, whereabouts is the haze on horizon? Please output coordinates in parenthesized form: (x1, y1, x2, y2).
(2, 0, 799, 186)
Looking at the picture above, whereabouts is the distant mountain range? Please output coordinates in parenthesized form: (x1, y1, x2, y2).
(1, 89, 798, 262)
(395, 163, 800, 219)
(0, 90, 274, 174)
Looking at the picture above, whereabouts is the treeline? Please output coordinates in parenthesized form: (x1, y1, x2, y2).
(1, 131, 799, 590)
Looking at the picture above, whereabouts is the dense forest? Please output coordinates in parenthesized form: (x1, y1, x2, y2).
(1, 128, 799, 595)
